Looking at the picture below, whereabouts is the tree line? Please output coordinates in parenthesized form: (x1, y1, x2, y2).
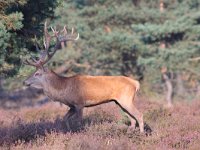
(0, 0, 200, 105)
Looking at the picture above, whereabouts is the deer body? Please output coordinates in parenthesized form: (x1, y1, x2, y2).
(25, 68, 144, 132)
(23, 22, 144, 133)
(37, 70, 139, 107)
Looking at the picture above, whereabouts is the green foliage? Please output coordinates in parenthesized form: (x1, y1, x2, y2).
(131, 0, 200, 93)
(53, 0, 142, 77)
(1, 0, 200, 96)
(50, 0, 200, 97)
(0, 23, 10, 63)
(0, 0, 61, 77)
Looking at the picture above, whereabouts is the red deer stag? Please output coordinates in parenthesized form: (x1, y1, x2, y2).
(23, 22, 144, 133)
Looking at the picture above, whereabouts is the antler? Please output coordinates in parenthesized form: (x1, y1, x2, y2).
(24, 21, 79, 69)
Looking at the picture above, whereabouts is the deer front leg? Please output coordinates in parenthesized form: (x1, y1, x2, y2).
(63, 107, 76, 129)
(69, 107, 83, 129)
(63, 106, 83, 130)
(75, 107, 83, 128)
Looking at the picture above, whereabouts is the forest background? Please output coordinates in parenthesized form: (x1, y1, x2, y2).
(1, 0, 200, 106)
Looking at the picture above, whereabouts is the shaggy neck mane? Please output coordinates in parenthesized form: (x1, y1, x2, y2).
(46, 70, 67, 90)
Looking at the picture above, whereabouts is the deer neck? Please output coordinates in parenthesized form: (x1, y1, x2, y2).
(43, 70, 67, 101)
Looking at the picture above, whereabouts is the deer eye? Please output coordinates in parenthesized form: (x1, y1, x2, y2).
(34, 72, 41, 76)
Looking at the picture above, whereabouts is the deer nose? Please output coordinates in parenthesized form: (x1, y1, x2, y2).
(23, 80, 30, 86)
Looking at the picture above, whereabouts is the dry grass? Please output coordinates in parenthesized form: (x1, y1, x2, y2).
(0, 98, 200, 150)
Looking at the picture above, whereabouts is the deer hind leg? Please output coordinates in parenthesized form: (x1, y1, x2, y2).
(126, 114, 137, 129)
(117, 100, 144, 133)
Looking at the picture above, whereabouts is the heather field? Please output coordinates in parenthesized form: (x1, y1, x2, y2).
(0, 96, 200, 150)
(1, 0, 200, 150)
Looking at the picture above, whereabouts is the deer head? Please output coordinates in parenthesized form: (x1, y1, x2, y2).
(23, 22, 79, 89)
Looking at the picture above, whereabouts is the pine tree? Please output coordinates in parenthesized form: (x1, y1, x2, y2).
(132, 0, 200, 103)
(0, 0, 61, 77)
(54, 0, 200, 103)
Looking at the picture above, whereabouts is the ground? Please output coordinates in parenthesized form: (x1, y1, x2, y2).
(0, 96, 200, 150)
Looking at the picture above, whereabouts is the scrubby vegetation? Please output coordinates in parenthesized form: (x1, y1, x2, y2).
(0, 98, 200, 149)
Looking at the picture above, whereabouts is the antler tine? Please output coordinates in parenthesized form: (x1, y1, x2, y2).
(30, 56, 38, 63)
(23, 58, 38, 67)
(63, 32, 79, 41)
(24, 22, 79, 68)
(58, 26, 79, 42)
(50, 26, 55, 33)
(23, 59, 32, 66)
(61, 25, 67, 36)
(35, 43, 40, 52)
(44, 21, 49, 45)
(42, 26, 79, 65)
(43, 21, 58, 51)
(69, 27, 79, 40)
(34, 35, 40, 53)
(34, 35, 47, 63)
(43, 38, 47, 50)
(74, 33, 79, 41)
(60, 28, 79, 42)
(51, 26, 59, 37)
(69, 27, 79, 41)
(40, 25, 61, 65)
(41, 23, 60, 66)
(39, 40, 60, 66)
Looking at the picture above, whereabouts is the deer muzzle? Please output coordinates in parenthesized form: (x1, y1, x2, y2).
(23, 80, 31, 86)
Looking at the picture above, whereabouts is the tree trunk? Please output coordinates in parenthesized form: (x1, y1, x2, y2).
(160, 0, 164, 12)
(176, 73, 185, 97)
(194, 83, 200, 100)
(0, 78, 4, 100)
(162, 73, 173, 107)
(0, 78, 3, 91)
